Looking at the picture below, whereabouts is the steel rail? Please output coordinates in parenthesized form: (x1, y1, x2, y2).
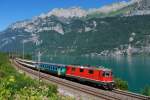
(113, 89, 150, 100)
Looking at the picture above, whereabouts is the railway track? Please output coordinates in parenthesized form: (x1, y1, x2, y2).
(113, 89, 150, 100)
(12, 59, 150, 100)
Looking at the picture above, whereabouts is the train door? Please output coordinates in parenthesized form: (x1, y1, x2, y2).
(71, 67, 76, 75)
(79, 68, 84, 78)
(58, 67, 61, 76)
(88, 69, 94, 79)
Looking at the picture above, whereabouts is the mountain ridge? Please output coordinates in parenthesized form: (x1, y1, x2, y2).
(5, 0, 150, 34)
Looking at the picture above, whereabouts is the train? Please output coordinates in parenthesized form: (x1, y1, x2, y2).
(15, 58, 115, 90)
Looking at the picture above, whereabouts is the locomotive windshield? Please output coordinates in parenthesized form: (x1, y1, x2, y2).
(102, 71, 112, 77)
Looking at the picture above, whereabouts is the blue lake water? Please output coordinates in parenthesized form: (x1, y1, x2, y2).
(40, 55, 150, 93)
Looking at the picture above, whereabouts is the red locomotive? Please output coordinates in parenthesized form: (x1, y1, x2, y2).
(66, 65, 114, 89)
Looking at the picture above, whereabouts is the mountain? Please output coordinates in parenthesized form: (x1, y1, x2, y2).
(116, 0, 150, 16)
(1, 15, 150, 56)
(0, 0, 150, 57)
(1, 0, 146, 34)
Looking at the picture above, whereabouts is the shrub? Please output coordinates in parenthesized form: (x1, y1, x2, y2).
(0, 52, 73, 100)
(141, 85, 150, 96)
(115, 78, 128, 90)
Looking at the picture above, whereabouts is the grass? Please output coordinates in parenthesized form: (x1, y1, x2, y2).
(0, 53, 73, 100)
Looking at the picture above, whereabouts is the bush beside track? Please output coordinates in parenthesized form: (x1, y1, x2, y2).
(115, 78, 128, 91)
(0, 53, 73, 100)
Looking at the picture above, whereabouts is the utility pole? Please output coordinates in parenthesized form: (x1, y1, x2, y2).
(22, 40, 25, 59)
(38, 51, 41, 83)
(35, 39, 42, 84)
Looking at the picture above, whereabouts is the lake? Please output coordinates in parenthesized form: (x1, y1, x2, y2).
(40, 55, 150, 93)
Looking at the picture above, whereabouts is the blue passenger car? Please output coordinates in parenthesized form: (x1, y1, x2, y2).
(39, 62, 66, 76)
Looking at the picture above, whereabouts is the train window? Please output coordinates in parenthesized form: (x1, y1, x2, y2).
(102, 71, 110, 77)
(72, 68, 76, 72)
(80, 69, 84, 72)
(88, 70, 93, 74)
(105, 72, 110, 77)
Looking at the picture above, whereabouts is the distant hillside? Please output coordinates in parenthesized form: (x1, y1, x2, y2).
(1, 15, 150, 56)
(120, 0, 150, 16)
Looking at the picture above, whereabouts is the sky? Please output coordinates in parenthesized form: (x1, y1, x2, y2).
(0, 0, 129, 31)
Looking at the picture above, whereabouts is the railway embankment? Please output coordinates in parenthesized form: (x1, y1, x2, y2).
(0, 53, 73, 100)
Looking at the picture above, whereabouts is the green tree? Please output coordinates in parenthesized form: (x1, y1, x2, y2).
(141, 85, 150, 96)
(115, 78, 128, 90)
